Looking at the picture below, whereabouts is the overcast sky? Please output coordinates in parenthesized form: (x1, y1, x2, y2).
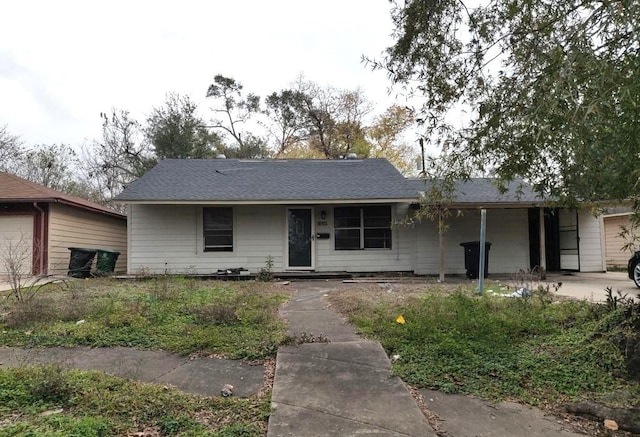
(1, 1, 407, 149)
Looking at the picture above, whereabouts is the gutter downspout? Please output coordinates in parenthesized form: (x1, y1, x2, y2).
(33, 202, 45, 275)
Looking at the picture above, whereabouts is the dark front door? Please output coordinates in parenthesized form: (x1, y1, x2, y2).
(288, 208, 313, 268)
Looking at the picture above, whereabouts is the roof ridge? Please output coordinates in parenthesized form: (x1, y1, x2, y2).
(1, 171, 63, 197)
(0, 172, 125, 218)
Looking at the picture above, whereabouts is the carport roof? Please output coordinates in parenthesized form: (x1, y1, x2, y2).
(0, 172, 125, 218)
(407, 178, 544, 206)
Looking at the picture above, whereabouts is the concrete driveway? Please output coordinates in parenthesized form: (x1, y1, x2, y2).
(540, 271, 638, 302)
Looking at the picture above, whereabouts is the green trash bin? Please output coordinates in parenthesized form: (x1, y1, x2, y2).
(68, 248, 97, 278)
(95, 249, 120, 274)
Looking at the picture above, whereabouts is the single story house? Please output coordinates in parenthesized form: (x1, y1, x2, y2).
(0, 172, 127, 276)
(115, 157, 607, 276)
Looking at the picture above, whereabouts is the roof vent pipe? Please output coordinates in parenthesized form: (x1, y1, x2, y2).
(215, 154, 226, 159)
(346, 153, 358, 160)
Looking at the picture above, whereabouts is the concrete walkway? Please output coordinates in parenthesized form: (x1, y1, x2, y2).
(268, 282, 435, 436)
(0, 346, 265, 398)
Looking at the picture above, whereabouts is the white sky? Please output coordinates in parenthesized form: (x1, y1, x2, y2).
(1, 0, 409, 148)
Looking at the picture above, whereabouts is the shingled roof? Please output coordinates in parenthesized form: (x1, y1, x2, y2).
(407, 178, 543, 205)
(116, 158, 418, 202)
(0, 172, 125, 218)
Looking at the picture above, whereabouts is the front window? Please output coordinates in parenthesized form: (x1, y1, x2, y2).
(334, 206, 392, 250)
(203, 207, 233, 252)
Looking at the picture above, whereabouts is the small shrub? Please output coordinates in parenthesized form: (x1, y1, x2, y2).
(2, 298, 57, 328)
(29, 364, 72, 404)
(156, 414, 196, 436)
(257, 255, 274, 282)
(191, 304, 239, 325)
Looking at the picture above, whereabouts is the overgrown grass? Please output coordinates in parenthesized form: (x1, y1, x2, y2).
(329, 284, 640, 407)
(0, 277, 290, 359)
(0, 364, 269, 436)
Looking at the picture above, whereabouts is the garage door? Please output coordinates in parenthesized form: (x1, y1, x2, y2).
(604, 215, 632, 270)
(0, 216, 34, 276)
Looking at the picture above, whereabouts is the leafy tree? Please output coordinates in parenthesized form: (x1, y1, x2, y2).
(18, 144, 78, 191)
(146, 93, 223, 159)
(0, 124, 23, 173)
(81, 109, 155, 204)
(206, 75, 268, 158)
(366, 105, 417, 174)
(263, 89, 310, 156)
(371, 0, 640, 204)
(295, 80, 373, 159)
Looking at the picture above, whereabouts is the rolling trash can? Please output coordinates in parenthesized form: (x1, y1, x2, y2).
(460, 241, 492, 279)
(96, 249, 120, 274)
(67, 248, 97, 278)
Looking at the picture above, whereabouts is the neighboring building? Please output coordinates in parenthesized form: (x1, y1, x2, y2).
(602, 210, 635, 270)
(116, 158, 607, 276)
(0, 172, 127, 276)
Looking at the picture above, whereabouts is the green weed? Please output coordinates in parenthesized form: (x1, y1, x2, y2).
(330, 286, 640, 407)
(0, 278, 289, 359)
(0, 367, 268, 436)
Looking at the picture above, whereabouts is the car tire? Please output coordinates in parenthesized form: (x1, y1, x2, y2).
(633, 261, 640, 288)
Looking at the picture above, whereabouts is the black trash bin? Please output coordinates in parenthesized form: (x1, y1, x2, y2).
(460, 241, 492, 279)
(95, 249, 120, 274)
(67, 248, 97, 278)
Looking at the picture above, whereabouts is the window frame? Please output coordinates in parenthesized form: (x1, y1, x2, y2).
(203, 206, 234, 252)
(334, 205, 392, 250)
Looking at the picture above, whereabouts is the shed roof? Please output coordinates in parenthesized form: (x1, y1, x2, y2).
(116, 158, 418, 202)
(0, 172, 125, 218)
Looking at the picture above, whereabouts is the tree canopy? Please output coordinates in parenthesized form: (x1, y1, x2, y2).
(205, 75, 418, 170)
(371, 0, 639, 205)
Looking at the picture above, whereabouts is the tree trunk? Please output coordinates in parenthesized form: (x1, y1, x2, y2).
(565, 401, 640, 434)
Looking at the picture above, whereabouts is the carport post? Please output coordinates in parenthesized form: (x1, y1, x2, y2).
(539, 208, 546, 270)
(478, 209, 487, 295)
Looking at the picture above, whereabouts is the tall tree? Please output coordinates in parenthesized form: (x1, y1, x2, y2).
(297, 80, 373, 159)
(263, 89, 310, 156)
(371, 0, 640, 204)
(206, 75, 268, 158)
(146, 93, 223, 159)
(366, 105, 417, 174)
(81, 109, 155, 204)
(18, 144, 78, 191)
(0, 124, 23, 174)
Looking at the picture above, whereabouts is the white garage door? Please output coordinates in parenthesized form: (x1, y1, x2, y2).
(0, 216, 34, 276)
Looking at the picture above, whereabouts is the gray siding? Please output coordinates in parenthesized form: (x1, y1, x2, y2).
(128, 204, 285, 274)
(414, 208, 530, 275)
(314, 204, 414, 272)
(578, 209, 605, 272)
(127, 203, 414, 274)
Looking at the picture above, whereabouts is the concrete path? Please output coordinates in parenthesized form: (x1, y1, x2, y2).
(421, 389, 584, 437)
(268, 282, 435, 436)
(0, 346, 264, 398)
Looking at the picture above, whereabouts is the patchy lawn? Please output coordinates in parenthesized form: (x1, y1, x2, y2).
(0, 364, 270, 436)
(0, 277, 291, 436)
(0, 277, 290, 359)
(328, 281, 640, 409)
